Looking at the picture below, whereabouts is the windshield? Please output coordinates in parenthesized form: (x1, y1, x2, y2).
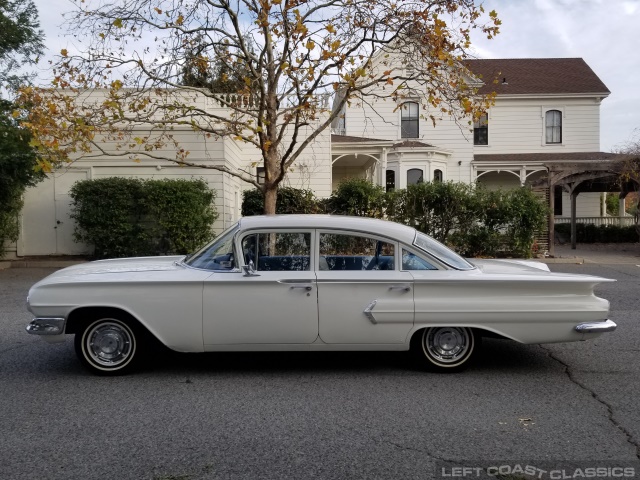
(184, 223, 239, 270)
(413, 232, 475, 270)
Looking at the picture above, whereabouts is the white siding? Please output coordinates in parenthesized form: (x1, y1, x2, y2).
(480, 98, 601, 153)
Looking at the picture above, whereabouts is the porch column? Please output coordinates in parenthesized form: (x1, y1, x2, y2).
(619, 196, 626, 219)
(571, 189, 579, 250)
(520, 166, 527, 186)
(548, 181, 555, 257)
(380, 148, 388, 188)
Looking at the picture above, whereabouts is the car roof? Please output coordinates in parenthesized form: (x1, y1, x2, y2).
(237, 215, 418, 244)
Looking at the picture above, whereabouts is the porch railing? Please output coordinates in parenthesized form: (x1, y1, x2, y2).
(554, 216, 635, 227)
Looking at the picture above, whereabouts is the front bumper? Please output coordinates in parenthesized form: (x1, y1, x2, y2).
(25, 317, 66, 335)
(575, 319, 617, 334)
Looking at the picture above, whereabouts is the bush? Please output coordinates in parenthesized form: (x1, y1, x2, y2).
(70, 177, 217, 258)
(241, 180, 548, 258)
(242, 187, 320, 216)
(555, 223, 638, 243)
(325, 178, 386, 218)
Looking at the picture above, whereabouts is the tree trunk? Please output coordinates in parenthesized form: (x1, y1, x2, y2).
(264, 185, 277, 215)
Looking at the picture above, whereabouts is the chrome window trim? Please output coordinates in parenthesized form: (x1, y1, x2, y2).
(412, 232, 475, 271)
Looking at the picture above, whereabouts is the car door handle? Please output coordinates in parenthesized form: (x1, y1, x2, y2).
(389, 284, 411, 292)
(289, 284, 313, 291)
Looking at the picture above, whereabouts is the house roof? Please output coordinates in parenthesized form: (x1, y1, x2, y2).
(331, 134, 390, 143)
(464, 58, 610, 96)
(392, 140, 435, 148)
(474, 152, 620, 163)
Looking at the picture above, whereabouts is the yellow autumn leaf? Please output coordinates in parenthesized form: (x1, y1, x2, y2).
(60, 49, 68, 57)
(306, 40, 315, 50)
(176, 14, 184, 25)
(326, 25, 336, 34)
(113, 18, 123, 28)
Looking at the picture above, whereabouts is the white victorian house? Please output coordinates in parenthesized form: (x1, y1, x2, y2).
(9, 57, 615, 258)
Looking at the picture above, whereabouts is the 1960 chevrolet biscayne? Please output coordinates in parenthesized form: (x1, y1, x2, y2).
(26, 215, 616, 375)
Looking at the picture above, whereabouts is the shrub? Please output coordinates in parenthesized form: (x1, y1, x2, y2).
(70, 177, 217, 258)
(325, 178, 386, 218)
(240, 180, 548, 258)
(242, 187, 320, 216)
(555, 223, 638, 243)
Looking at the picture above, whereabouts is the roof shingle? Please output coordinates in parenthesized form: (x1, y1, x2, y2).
(464, 58, 610, 96)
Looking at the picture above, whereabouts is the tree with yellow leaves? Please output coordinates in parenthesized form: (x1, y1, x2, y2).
(18, 0, 500, 214)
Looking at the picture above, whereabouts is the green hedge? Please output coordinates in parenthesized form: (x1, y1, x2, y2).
(70, 177, 218, 258)
(242, 187, 321, 216)
(555, 223, 638, 243)
(242, 179, 548, 258)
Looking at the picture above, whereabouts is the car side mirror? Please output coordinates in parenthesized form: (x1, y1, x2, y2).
(242, 260, 260, 277)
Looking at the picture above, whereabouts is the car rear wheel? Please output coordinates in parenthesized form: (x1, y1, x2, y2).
(74, 316, 143, 375)
(411, 327, 479, 372)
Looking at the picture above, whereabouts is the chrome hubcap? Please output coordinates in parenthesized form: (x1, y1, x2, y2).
(425, 327, 471, 364)
(86, 321, 133, 367)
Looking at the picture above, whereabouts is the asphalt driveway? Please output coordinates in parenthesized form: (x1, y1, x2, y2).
(0, 261, 639, 480)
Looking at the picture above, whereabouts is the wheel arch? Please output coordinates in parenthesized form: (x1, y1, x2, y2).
(407, 325, 513, 345)
(65, 306, 164, 347)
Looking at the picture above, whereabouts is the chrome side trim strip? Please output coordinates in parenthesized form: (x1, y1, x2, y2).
(25, 317, 66, 335)
(575, 319, 617, 333)
(364, 300, 378, 324)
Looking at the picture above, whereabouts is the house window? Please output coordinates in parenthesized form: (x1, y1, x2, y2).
(554, 186, 563, 216)
(474, 114, 488, 145)
(401, 102, 419, 138)
(386, 170, 395, 192)
(546, 110, 562, 144)
(433, 169, 443, 183)
(407, 168, 423, 185)
(256, 167, 265, 185)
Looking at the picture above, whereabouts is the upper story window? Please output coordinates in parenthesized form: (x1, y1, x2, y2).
(401, 102, 419, 138)
(407, 168, 423, 185)
(473, 114, 488, 145)
(256, 167, 265, 185)
(433, 169, 443, 183)
(545, 110, 562, 144)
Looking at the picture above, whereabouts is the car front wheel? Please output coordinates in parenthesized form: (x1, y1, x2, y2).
(74, 316, 142, 375)
(411, 327, 479, 372)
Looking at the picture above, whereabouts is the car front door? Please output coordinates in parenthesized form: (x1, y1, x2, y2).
(316, 231, 414, 344)
(202, 230, 318, 347)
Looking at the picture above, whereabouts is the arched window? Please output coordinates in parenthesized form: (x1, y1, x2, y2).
(545, 110, 562, 144)
(401, 102, 419, 138)
(407, 168, 423, 185)
(386, 170, 395, 192)
(433, 169, 443, 182)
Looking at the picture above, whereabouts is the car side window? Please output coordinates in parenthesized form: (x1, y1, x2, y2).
(402, 249, 438, 270)
(186, 226, 237, 271)
(242, 232, 311, 271)
(319, 233, 395, 271)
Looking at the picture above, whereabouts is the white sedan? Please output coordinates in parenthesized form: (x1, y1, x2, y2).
(26, 215, 616, 375)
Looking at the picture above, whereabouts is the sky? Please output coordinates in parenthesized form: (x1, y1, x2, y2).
(32, 0, 640, 152)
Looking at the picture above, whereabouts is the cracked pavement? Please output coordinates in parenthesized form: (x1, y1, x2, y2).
(0, 263, 639, 480)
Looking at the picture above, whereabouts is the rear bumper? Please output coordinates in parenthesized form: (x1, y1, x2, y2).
(25, 317, 66, 335)
(575, 319, 617, 334)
